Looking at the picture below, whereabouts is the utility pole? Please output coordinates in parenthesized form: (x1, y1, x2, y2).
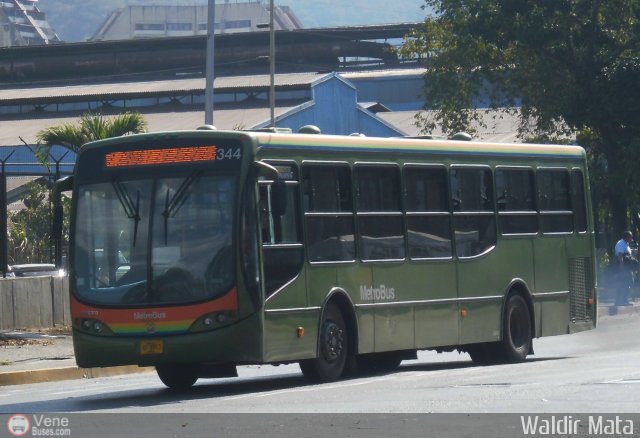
(205, 0, 215, 126)
(0, 151, 14, 278)
(269, 0, 275, 127)
(50, 151, 69, 269)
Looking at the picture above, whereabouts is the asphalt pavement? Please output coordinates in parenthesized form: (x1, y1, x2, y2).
(1, 299, 638, 387)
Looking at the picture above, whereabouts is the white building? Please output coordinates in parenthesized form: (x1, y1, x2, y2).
(92, 1, 303, 41)
(0, 0, 59, 47)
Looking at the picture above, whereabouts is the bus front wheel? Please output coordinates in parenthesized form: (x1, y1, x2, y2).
(299, 303, 349, 382)
(156, 364, 199, 390)
(496, 294, 532, 363)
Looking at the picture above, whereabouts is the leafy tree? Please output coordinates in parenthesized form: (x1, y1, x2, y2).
(401, 0, 640, 246)
(8, 183, 70, 265)
(36, 112, 148, 154)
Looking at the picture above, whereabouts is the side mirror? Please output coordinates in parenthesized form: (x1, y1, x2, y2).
(53, 175, 74, 194)
(254, 161, 288, 216)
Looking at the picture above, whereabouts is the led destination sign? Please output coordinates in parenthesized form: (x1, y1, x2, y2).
(105, 145, 222, 168)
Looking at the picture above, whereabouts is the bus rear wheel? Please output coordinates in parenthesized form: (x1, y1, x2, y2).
(495, 294, 532, 363)
(299, 303, 349, 382)
(156, 364, 199, 390)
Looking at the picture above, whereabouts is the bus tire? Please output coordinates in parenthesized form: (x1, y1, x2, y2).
(299, 303, 349, 382)
(496, 294, 532, 363)
(156, 364, 199, 390)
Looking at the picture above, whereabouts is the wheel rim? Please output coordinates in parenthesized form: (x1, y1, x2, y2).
(321, 320, 344, 363)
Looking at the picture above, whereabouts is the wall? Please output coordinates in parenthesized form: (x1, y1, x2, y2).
(0, 276, 70, 329)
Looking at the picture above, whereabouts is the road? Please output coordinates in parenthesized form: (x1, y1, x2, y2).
(2, 312, 639, 414)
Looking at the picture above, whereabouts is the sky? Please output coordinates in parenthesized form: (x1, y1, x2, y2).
(287, 0, 428, 28)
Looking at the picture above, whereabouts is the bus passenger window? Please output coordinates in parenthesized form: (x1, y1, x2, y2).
(538, 169, 573, 233)
(450, 167, 496, 257)
(356, 165, 405, 261)
(302, 165, 355, 262)
(495, 168, 537, 235)
(404, 166, 452, 259)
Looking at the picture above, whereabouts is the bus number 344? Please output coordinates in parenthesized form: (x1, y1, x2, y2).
(217, 148, 242, 160)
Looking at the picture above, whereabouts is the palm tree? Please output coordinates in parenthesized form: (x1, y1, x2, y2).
(36, 112, 148, 154)
(33, 112, 148, 267)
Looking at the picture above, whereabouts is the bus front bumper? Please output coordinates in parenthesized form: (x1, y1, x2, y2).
(72, 314, 262, 368)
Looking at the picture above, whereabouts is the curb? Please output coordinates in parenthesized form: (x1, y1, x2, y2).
(0, 365, 153, 387)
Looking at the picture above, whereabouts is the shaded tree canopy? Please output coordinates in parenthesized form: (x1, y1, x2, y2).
(401, 0, 640, 243)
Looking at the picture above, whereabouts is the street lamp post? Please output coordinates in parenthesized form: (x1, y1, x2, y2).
(257, 1, 276, 128)
(205, 0, 215, 126)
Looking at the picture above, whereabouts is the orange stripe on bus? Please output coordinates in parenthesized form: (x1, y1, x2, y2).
(71, 287, 238, 324)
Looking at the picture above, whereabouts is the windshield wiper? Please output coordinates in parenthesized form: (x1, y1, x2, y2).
(161, 171, 201, 244)
(112, 180, 141, 246)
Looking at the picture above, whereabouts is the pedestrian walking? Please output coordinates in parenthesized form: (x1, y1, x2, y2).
(614, 230, 637, 306)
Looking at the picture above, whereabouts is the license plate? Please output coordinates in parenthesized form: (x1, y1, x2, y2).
(140, 340, 164, 355)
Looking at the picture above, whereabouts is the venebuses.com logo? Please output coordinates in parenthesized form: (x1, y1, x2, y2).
(6, 414, 71, 437)
(7, 414, 30, 437)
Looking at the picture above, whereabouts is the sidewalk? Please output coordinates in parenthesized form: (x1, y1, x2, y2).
(0, 328, 152, 386)
(597, 285, 640, 316)
(1, 300, 639, 387)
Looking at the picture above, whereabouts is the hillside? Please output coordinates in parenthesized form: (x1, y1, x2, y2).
(38, 0, 427, 42)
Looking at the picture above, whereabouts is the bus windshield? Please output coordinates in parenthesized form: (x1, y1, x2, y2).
(73, 173, 236, 306)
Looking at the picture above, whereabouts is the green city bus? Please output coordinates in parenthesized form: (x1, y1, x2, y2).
(54, 127, 597, 389)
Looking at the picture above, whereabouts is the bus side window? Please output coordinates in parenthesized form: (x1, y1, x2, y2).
(495, 168, 537, 235)
(450, 167, 496, 257)
(302, 164, 355, 263)
(404, 166, 452, 259)
(259, 165, 304, 297)
(355, 165, 405, 261)
(538, 169, 573, 233)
